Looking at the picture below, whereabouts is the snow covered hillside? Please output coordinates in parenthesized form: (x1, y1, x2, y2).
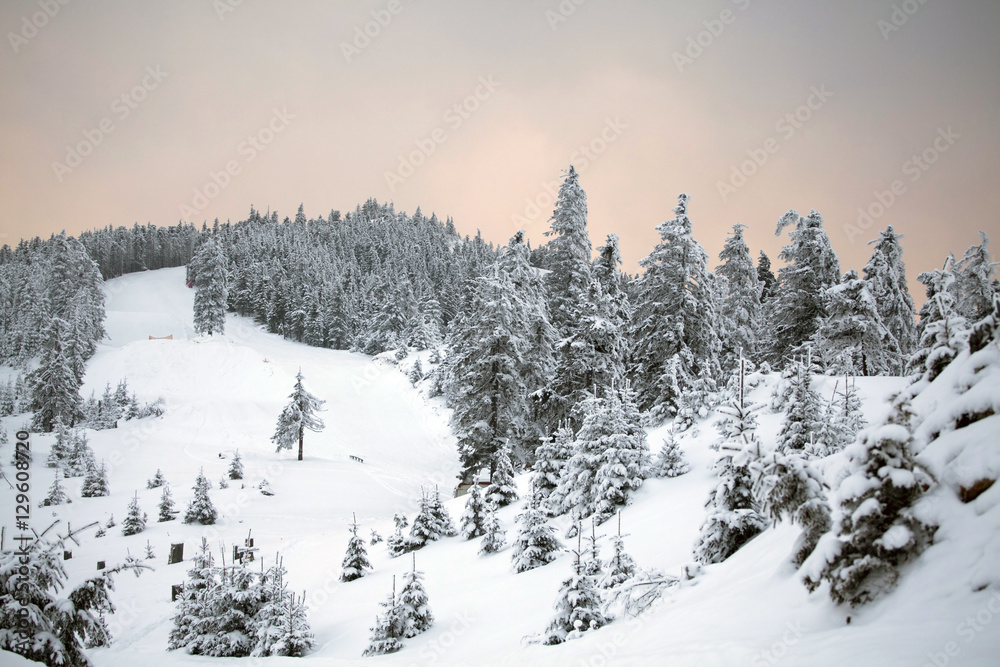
(3, 267, 999, 666)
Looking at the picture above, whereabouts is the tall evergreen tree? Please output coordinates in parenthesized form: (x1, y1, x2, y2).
(29, 317, 84, 432)
(532, 425, 574, 513)
(631, 194, 722, 419)
(544, 165, 592, 334)
(953, 232, 999, 322)
(271, 370, 325, 461)
(862, 226, 917, 364)
(812, 270, 901, 376)
(757, 250, 778, 302)
(909, 257, 968, 381)
(191, 238, 229, 336)
(766, 210, 841, 366)
(716, 224, 763, 369)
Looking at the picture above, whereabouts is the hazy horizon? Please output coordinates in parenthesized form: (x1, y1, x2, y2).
(2, 0, 998, 300)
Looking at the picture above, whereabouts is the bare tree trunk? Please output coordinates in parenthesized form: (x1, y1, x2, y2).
(298, 423, 304, 461)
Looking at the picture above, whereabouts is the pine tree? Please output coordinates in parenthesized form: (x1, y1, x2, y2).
(532, 425, 575, 513)
(818, 378, 866, 456)
(631, 193, 721, 419)
(426, 485, 457, 537)
(649, 428, 690, 478)
(757, 250, 778, 302)
(45, 417, 73, 469)
(228, 449, 244, 479)
(0, 521, 145, 667)
(65, 430, 95, 478)
(448, 234, 555, 479)
(953, 232, 999, 322)
(600, 513, 637, 589)
(41, 471, 71, 506)
(459, 484, 488, 539)
(273, 591, 314, 657)
(399, 553, 433, 638)
(121, 492, 147, 536)
(253, 558, 315, 657)
(80, 459, 110, 498)
(862, 226, 917, 363)
(512, 485, 562, 573)
(591, 387, 650, 523)
(812, 270, 901, 376)
(776, 357, 825, 454)
(484, 445, 518, 508)
(479, 502, 507, 555)
(543, 532, 608, 645)
(766, 209, 841, 366)
(804, 399, 935, 606)
(752, 449, 831, 566)
(271, 370, 325, 461)
(716, 224, 763, 369)
(29, 317, 84, 432)
(146, 468, 167, 488)
(168, 538, 217, 652)
(387, 513, 410, 558)
(362, 576, 405, 656)
(192, 237, 229, 336)
(105, 514, 116, 528)
(694, 403, 766, 566)
(158, 485, 176, 522)
(183, 468, 218, 525)
(545, 165, 593, 335)
(909, 257, 968, 381)
(341, 513, 373, 582)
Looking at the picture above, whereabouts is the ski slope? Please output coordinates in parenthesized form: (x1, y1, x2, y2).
(2, 267, 999, 667)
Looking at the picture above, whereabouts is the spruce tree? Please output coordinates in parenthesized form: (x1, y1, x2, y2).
(459, 484, 488, 539)
(512, 485, 562, 573)
(362, 576, 405, 656)
(776, 357, 825, 454)
(631, 193, 721, 419)
(387, 513, 410, 558)
(183, 468, 218, 525)
(909, 257, 968, 381)
(426, 485, 457, 537)
(29, 317, 84, 432)
(545, 165, 593, 335)
(146, 468, 167, 489)
(818, 378, 866, 455)
(812, 270, 901, 376)
(862, 226, 917, 363)
(341, 513, 373, 582)
(752, 449, 831, 566)
(168, 538, 217, 652)
(191, 237, 229, 336)
(45, 417, 73, 469)
(600, 513, 637, 589)
(953, 232, 998, 322)
(228, 449, 244, 479)
(716, 223, 763, 369)
(479, 502, 507, 555)
(80, 460, 110, 498)
(158, 485, 176, 522)
(484, 445, 518, 508)
(804, 399, 935, 606)
(399, 554, 433, 638)
(766, 209, 841, 366)
(41, 472, 71, 506)
(649, 428, 690, 478)
(591, 387, 650, 523)
(757, 250, 778, 302)
(121, 492, 147, 536)
(543, 532, 608, 645)
(532, 425, 574, 513)
(271, 370, 325, 461)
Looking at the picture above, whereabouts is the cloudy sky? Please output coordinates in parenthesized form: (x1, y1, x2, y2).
(1, 0, 997, 295)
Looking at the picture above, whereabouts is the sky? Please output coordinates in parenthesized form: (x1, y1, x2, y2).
(1, 0, 998, 298)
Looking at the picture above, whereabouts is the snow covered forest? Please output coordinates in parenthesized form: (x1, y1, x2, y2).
(1, 165, 999, 666)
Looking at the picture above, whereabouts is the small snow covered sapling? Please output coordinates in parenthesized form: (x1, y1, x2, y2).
(228, 449, 244, 480)
(145, 540, 156, 559)
(398, 553, 433, 638)
(259, 479, 274, 496)
(543, 530, 609, 645)
(459, 484, 488, 539)
(479, 503, 506, 556)
(484, 445, 518, 508)
(158, 485, 176, 522)
(341, 513, 373, 582)
(183, 468, 218, 525)
(121, 491, 148, 536)
(363, 575, 405, 656)
(147, 468, 167, 489)
(512, 485, 562, 573)
(370, 529, 383, 545)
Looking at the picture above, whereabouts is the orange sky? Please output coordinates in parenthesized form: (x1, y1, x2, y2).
(2, 1, 998, 301)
